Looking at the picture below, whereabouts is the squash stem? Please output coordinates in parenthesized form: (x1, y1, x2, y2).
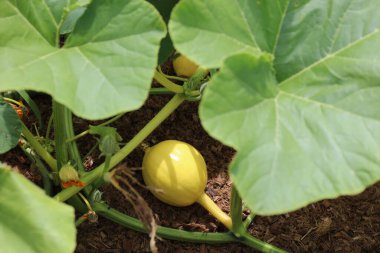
(197, 193, 232, 230)
(239, 232, 288, 253)
(230, 185, 245, 235)
(75, 215, 88, 227)
(243, 211, 256, 229)
(66, 113, 124, 143)
(54, 94, 185, 202)
(154, 70, 184, 93)
(63, 107, 85, 173)
(92, 202, 237, 244)
(157, 65, 188, 82)
(19, 143, 53, 195)
(21, 123, 57, 172)
(93, 202, 286, 252)
(150, 87, 174, 95)
(52, 101, 69, 169)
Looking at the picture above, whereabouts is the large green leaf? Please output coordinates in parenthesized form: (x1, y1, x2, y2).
(0, 163, 76, 253)
(0, 0, 166, 120)
(169, 0, 288, 68)
(147, 0, 179, 63)
(275, 0, 380, 81)
(200, 0, 380, 215)
(0, 103, 22, 154)
(60, 7, 87, 35)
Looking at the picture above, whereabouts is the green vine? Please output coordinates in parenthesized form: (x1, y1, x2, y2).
(54, 94, 185, 202)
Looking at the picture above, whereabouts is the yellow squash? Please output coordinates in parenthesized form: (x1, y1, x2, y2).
(142, 140, 232, 229)
(172, 55, 199, 77)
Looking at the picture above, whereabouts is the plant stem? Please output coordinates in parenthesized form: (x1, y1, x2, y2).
(91, 155, 111, 189)
(45, 113, 53, 139)
(20, 144, 53, 195)
(150, 87, 174, 95)
(102, 155, 111, 175)
(197, 193, 232, 230)
(93, 202, 286, 252)
(92, 202, 237, 244)
(2, 97, 24, 107)
(75, 216, 87, 227)
(66, 130, 88, 143)
(243, 211, 256, 229)
(154, 71, 184, 93)
(67, 195, 89, 214)
(17, 90, 42, 128)
(53, 101, 69, 169)
(239, 232, 288, 253)
(78, 192, 93, 211)
(63, 108, 85, 173)
(21, 124, 57, 172)
(157, 66, 188, 82)
(230, 185, 245, 235)
(82, 142, 99, 160)
(66, 113, 124, 143)
(54, 94, 185, 201)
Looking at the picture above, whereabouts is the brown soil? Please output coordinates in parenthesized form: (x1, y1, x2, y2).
(2, 90, 380, 253)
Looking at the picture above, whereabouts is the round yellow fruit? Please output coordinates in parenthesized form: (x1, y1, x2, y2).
(142, 140, 207, 206)
(172, 55, 199, 77)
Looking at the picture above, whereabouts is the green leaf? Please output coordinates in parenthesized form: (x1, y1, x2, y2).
(201, 52, 380, 215)
(17, 91, 42, 129)
(46, 0, 72, 24)
(147, 0, 179, 64)
(89, 125, 122, 156)
(169, 0, 288, 68)
(0, 103, 22, 154)
(200, 0, 380, 215)
(0, 0, 166, 120)
(60, 7, 87, 35)
(147, 0, 178, 22)
(274, 0, 380, 81)
(0, 163, 76, 253)
(5, 0, 67, 46)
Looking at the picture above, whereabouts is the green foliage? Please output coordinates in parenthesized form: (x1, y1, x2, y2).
(2, 0, 380, 251)
(147, 0, 180, 63)
(0, 163, 76, 253)
(0, 0, 166, 120)
(169, 0, 287, 68)
(89, 125, 122, 156)
(60, 7, 87, 34)
(171, 0, 380, 214)
(0, 102, 21, 154)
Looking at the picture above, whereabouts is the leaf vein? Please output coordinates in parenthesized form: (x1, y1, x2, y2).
(280, 28, 380, 87)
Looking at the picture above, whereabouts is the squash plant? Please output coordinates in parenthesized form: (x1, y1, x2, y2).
(1, 0, 380, 252)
